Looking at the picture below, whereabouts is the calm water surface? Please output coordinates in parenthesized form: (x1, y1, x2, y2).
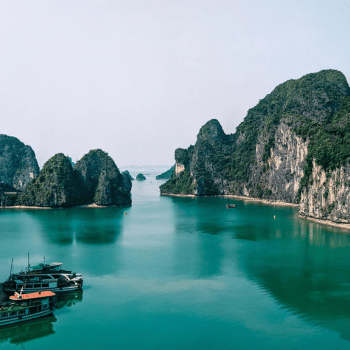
(1, 175, 350, 349)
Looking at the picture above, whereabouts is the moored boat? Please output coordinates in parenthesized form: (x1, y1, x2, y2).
(0, 289, 56, 327)
(1, 259, 83, 295)
(2, 273, 83, 294)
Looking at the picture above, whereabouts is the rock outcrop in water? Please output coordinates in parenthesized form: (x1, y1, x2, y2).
(161, 69, 350, 224)
(75, 149, 131, 206)
(19, 153, 83, 207)
(15, 149, 132, 207)
(136, 173, 146, 181)
(0, 135, 39, 191)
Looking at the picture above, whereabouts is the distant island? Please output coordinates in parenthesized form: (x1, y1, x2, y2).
(136, 173, 146, 181)
(161, 69, 350, 226)
(156, 165, 175, 180)
(0, 139, 131, 208)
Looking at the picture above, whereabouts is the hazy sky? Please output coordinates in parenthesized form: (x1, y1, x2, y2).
(1, 0, 349, 167)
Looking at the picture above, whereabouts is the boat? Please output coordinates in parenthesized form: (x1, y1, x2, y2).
(2, 273, 83, 295)
(226, 204, 236, 208)
(1, 259, 83, 295)
(0, 289, 57, 327)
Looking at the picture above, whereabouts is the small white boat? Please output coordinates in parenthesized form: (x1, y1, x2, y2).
(226, 204, 236, 208)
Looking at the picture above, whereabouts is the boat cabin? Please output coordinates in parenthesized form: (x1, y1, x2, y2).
(0, 291, 56, 326)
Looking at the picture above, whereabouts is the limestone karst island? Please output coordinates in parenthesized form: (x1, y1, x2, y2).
(160, 69, 350, 227)
(1, 69, 350, 230)
(0, 139, 132, 208)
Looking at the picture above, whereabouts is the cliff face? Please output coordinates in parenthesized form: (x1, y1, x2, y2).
(75, 149, 131, 206)
(299, 161, 350, 222)
(19, 153, 83, 207)
(121, 170, 133, 192)
(0, 135, 39, 191)
(161, 69, 350, 223)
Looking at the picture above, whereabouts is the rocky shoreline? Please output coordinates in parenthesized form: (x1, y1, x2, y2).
(2, 203, 131, 210)
(161, 192, 350, 230)
(299, 215, 350, 231)
(161, 192, 298, 206)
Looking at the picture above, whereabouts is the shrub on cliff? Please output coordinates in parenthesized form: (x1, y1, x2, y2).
(156, 166, 175, 180)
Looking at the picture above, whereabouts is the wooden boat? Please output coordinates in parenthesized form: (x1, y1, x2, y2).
(226, 204, 236, 208)
(0, 289, 56, 327)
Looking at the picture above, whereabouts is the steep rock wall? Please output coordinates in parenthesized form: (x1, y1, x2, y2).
(300, 161, 350, 223)
(160, 69, 350, 224)
(75, 149, 131, 206)
(0, 135, 39, 191)
(266, 123, 308, 203)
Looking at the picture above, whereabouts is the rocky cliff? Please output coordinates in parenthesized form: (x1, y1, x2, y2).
(161, 69, 350, 224)
(75, 149, 131, 206)
(0, 135, 39, 191)
(14, 149, 132, 208)
(19, 153, 83, 207)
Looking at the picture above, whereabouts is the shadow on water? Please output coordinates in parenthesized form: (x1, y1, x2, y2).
(0, 315, 57, 345)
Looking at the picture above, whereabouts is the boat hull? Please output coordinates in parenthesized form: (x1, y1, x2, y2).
(0, 307, 56, 328)
(2, 284, 82, 295)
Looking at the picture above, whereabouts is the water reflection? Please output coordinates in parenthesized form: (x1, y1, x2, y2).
(237, 216, 350, 341)
(57, 290, 83, 309)
(0, 315, 57, 345)
(171, 197, 226, 278)
(0, 292, 83, 346)
(23, 207, 126, 246)
(171, 195, 350, 341)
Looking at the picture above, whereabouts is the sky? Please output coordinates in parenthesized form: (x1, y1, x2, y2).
(0, 0, 349, 168)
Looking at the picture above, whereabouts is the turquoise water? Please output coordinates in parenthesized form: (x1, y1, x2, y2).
(1, 175, 350, 349)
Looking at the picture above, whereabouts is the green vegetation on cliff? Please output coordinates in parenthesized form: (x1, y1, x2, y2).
(20, 153, 83, 207)
(0, 134, 39, 191)
(296, 96, 350, 200)
(226, 69, 350, 182)
(16, 149, 132, 208)
(156, 166, 175, 180)
(75, 149, 131, 206)
(161, 69, 350, 200)
(160, 169, 194, 194)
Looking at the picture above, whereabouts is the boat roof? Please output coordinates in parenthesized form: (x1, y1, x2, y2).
(30, 262, 62, 270)
(9, 291, 55, 300)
